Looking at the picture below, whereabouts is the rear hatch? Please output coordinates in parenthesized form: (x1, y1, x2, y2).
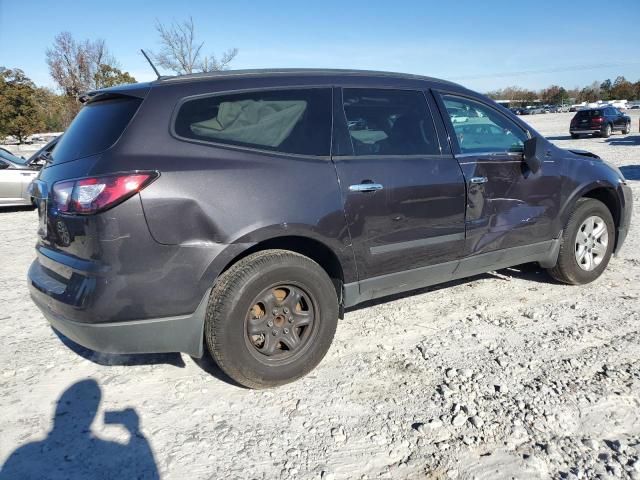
(30, 84, 150, 256)
(574, 109, 602, 128)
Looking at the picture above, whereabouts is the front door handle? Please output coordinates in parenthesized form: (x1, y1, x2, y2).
(469, 176, 488, 184)
(349, 183, 384, 193)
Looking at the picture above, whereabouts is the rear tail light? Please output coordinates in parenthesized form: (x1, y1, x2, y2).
(52, 172, 158, 214)
(591, 116, 604, 125)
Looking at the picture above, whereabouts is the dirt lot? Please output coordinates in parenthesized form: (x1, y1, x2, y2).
(1, 112, 639, 479)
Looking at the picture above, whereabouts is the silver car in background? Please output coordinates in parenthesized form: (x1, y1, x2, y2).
(0, 148, 40, 207)
(0, 137, 59, 207)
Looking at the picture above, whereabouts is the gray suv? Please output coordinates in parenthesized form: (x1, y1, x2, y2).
(28, 69, 632, 388)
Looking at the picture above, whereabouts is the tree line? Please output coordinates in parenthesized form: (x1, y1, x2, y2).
(0, 18, 237, 143)
(486, 76, 640, 106)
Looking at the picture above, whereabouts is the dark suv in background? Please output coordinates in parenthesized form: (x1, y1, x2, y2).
(28, 69, 632, 388)
(570, 107, 631, 138)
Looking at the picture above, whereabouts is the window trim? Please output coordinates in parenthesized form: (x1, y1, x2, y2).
(336, 86, 444, 158)
(170, 85, 334, 160)
(433, 90, 532, 156)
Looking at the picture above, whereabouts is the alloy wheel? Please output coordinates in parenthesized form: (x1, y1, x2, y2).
(574, 215, 608, 271)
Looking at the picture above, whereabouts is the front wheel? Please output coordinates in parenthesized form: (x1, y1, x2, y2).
(571, 133, 579, 139)
(622, 122, 631, 135)
(547, 198, 615, 285)
(205, 250, 339, 388)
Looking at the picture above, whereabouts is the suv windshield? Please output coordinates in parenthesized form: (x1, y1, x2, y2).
(50, 96, 142, 165)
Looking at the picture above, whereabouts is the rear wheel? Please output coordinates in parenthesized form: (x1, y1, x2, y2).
(601, 123, 612, 138)
(547, 198, 615, 285)
(205, 249, 339, 388)
(571, 133, 579, 139)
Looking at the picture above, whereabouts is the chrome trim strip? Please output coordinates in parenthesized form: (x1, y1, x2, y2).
(370, 232, 465, 255)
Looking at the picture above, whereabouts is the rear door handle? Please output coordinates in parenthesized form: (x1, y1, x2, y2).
(349, 183, 384, 193)
(469, 176, 488, 184)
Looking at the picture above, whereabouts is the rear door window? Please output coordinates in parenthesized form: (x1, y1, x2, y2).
(174, 88, 332, 156)
(50, 96, 142, 165)
(440, 95, 527, 154)
(341, 88, 440, 156)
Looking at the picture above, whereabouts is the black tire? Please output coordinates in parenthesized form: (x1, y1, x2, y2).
(622, 122, 631, 135)
(601, 123, 612, 138)
(571, 133, 579, 139)
(547, 198, 615, 285)
(205, 249, 339, 388)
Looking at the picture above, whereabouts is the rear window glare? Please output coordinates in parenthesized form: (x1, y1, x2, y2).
(50, 96, 142, 165)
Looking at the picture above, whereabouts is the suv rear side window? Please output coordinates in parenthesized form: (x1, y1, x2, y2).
(441, 95, 527, 154)
(51, 96, 142, 165)
(341, 88, 440, 156)
(174, 88, 332, 156)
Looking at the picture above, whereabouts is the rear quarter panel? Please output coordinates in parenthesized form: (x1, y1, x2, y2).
(100, 79, 356, 283)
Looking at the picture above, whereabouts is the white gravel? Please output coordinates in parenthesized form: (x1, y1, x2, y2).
(1, 112, 639, 479)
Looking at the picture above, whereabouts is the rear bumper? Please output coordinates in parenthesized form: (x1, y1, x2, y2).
(570, 128, 600, 134)
(29, 264, 210, 357)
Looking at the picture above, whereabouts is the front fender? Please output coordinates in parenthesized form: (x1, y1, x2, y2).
(558, 179, 621, 229)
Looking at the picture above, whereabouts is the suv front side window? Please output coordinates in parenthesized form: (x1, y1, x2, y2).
(174, 88, 332, 156)
(441, 95, 528, 154)
(341, 88, 440, 156)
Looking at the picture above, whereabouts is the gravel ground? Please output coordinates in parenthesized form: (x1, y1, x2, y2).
(1, 112, 639, 479)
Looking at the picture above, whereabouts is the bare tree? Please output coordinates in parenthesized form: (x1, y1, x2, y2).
(46, 32, 122, 97)
(152, 17, 238, 74)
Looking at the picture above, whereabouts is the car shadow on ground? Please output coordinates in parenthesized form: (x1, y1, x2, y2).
(620, 165, 640, 180)
(545, 135, 574, 141)
(191, 351, 247, 389)
(53, 328, 186, 368)
(0, 205, 36, 213)
(0, 379, 160, 479)
(54, 328, 244, 387)
(345, 263, 555, 313)
(607, 135, 640, 146)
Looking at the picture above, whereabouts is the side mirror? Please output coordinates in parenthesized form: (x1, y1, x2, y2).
(523, 136, 544, 174)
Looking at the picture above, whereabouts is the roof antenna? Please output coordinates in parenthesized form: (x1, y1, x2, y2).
(140, 49, 161, 79)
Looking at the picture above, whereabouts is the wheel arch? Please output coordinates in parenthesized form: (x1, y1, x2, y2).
(560, 182, 622, 247)
(216, 234, 351, 318)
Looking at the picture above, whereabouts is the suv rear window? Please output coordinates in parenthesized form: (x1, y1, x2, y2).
(173, 88, 332, 156)
(576, 110, 602, 118)
(50, 96, 142, 165)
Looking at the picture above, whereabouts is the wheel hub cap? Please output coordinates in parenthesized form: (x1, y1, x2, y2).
(575, 215, 608, 271)
(246, 285, 315, 359)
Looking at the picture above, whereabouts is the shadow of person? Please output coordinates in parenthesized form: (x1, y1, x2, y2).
(0, 379, 159, 480)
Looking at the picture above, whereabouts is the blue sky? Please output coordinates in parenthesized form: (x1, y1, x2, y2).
(1, 0, 639, 92)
